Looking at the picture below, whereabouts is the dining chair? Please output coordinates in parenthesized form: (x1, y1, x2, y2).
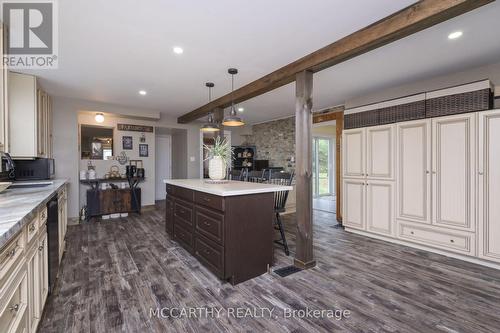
(268, 170, 295, 256)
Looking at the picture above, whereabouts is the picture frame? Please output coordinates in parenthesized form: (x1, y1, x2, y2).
(139, 144, 149, 157)
(122, 136, 133, 150)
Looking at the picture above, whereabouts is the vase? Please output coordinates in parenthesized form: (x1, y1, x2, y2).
(209, 156, 226, 180)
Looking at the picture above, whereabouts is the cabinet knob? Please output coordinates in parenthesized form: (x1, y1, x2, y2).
(450, 239, 455, 243)
(410, 231, 414, 235)
(29, 224, 36, 232)
(9, 304, 19, 312)
(479, 172, 484, 176)
(39, 245, 44, 251)
(425, 171, 430, 174)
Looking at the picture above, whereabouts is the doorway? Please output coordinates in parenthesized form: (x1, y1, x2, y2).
(312, 122, 336, 213)
(155, 134, 172, 200)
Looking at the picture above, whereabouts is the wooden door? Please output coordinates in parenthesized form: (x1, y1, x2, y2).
(366, 124, 394, 180)
(343, 128, 365, 178)
(396, 119, 431, 224)
(343, 179, 365, 230)
(366, 180, 394, 236)
(432, 114, 475, 231)
(478, 110, 500, 263)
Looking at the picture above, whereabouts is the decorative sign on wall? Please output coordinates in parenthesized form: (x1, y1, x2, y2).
(117, 124, 154, 133)
(139, 144, 149, 157)
(122, 136, 133, 150)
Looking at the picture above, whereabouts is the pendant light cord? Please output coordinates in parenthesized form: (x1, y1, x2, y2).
(231, 73, 235, 110)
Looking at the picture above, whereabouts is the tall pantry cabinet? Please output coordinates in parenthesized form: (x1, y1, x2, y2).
(343, 124, 395, 237)
(0, 24, 9, 152)
(343, 108, 500, 268)
(478, 109, 500, 264)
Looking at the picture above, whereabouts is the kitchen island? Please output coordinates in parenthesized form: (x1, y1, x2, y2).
(163, 179, 292, 285)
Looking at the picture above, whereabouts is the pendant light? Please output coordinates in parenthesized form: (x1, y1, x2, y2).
(222, 68, 245, 127)
(200, 82, 220, 132)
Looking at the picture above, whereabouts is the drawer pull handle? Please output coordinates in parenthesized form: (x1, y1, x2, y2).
(410, 231, 414, 235)
(203, 221, 210, 226)
(9, 304, 19, 312)
(450, 239, 455, 243)
(39, 245, 44, 251)
(6, 248, 17, 259)
(203, 198, 211, 202)
(29, 224, 36, 232)
(204, 249, 211, 255)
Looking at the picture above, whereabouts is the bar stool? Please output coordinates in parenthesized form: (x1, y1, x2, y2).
(269, 171, 294, 256)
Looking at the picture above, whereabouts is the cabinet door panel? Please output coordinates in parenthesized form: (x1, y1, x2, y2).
(367, 125, 394, 180)
(343, 128, 365, 178)
(343, 179, 365, 230)
(478, 110, 500, 263)
(367, 181, 394, 236)
(432, 114, 475, 231)
(397, 120, 431, 224)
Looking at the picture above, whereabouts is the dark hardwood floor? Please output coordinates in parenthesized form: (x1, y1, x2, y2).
(38, 202, 500, 333)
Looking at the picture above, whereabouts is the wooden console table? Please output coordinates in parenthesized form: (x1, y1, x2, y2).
(80, 177, 144, 219)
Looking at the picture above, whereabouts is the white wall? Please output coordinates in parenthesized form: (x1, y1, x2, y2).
(52, 96, 202, 218)
(155, 134, 171, 200)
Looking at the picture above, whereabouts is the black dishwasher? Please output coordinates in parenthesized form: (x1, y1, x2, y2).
(47, 195, 59, 294)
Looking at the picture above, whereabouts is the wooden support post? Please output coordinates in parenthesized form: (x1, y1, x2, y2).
(336, 111, 344, 223)
(294, 70, 316, 269)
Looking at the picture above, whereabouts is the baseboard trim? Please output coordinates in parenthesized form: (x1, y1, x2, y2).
(345, 227, 500, 271)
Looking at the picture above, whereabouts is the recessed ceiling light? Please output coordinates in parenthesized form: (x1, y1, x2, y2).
(173, 46, 184, 54)
(139, 90, 147, 96)
(237, 107, 244, 112)
(448, 31, 463, 40)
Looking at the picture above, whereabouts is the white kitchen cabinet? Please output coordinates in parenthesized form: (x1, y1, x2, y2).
(0, 262, 28, 333)
(366, 125, 395, 180)
(432, 113, 475, 231)
(26, 245, 39, 333)
(366, 181, 394, 236)
(343, 128, 365, 178)
(8, 72, 52, 158)
(478, 109, 500, 263)
(343, 179, 366, 230)
(37, 231, 48, 312)
(396, 119, 432, 224)
(0, 24, 8, 152)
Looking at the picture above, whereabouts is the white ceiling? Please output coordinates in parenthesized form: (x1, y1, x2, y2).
(25, 0, 500, 124)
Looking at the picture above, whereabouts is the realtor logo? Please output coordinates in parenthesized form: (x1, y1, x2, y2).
(1, 0, 58, 68)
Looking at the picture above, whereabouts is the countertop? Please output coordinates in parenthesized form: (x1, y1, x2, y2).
(163, 179, 292, 196)
(0, 179, 68, 250)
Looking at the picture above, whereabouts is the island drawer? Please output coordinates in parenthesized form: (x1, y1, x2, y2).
(0, 233, 25, 289)
(195, 234, 224, 277)
(26, 215, 39, 246)
(174, 200, 193, 226)
(195, 207, 224, 245)
(194, 192, 224, 211)
(172, 186, 194, 202)
(173, 224, 194, 252)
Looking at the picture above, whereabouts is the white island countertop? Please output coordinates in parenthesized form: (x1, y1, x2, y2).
(163, 179, 292, 197)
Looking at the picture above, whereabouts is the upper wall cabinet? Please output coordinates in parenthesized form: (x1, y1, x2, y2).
(432, 113, 475, 231)
(478, 109, 500, 263)
(8, 72, 52, 158)
(396, 119, 432, 224)
(343, 124, 394, 180)
(0, 24, 8, 152)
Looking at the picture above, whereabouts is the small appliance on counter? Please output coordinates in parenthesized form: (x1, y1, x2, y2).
(13, 158, 55, 180)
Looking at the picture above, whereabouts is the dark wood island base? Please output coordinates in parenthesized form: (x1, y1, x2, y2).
(165, 183, 275, 285)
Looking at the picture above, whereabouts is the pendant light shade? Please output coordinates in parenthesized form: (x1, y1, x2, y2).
(222, 68, 244, 127)
(200, 82, 220, 132)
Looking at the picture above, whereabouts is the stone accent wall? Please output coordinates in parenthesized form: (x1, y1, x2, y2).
(245, 117, 295, 171)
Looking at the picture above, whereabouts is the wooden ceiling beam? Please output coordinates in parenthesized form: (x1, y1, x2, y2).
(178, 0, 494, 124)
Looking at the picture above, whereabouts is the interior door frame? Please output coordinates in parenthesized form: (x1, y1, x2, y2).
(313, 135, 335, 197)
(313, 109, 344, 223)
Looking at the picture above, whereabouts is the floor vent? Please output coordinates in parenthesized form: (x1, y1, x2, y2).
(274, 266, 302, 277)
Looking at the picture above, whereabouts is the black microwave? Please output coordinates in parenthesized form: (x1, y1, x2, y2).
(14, 158, 55, 180)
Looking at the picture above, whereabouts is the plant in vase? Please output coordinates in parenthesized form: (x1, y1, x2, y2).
(203, 136, 234, 181)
